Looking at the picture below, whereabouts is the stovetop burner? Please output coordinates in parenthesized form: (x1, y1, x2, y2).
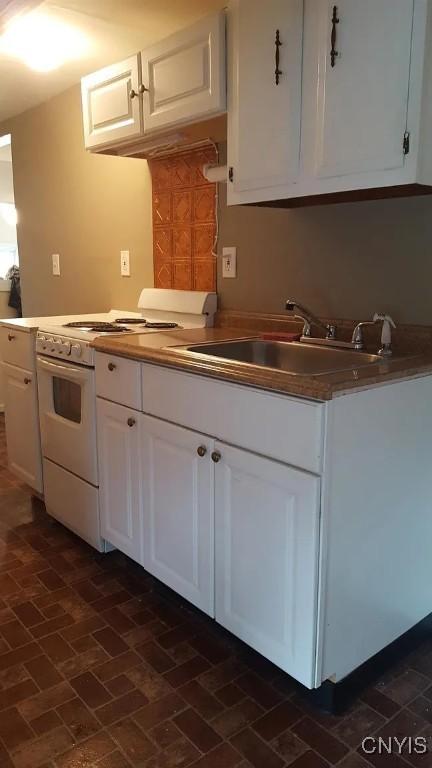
(114, 319, 180, 329)
(63, 322, 132, 333)
(114, 318, 146, 325)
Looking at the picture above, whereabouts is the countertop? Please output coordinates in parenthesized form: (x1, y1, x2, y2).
(92, 327, 432, 401)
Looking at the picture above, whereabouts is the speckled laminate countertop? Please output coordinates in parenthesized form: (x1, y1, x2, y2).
(92, 327, 432, 401)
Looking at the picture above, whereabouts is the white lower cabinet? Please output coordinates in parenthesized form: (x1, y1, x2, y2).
(214, 442, 321, 688)
(97, 399, 143, 564)
(2, 362, 43, 493)
(140, 415, 215, 616)
(96, 365, 321, 685)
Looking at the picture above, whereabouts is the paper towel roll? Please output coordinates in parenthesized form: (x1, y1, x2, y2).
(202, 164, 228, 183)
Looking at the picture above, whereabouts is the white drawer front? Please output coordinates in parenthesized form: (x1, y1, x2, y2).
(0, 328, 35, 370)
(96, 353, 142, 410)
(141, 364, 324, 474)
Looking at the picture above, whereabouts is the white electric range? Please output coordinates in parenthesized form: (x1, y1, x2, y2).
(35, 289, 217, 551)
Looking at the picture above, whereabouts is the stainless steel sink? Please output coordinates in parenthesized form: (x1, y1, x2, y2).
(178, 339, 383, 376)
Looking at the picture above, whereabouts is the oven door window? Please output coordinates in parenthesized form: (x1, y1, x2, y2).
(52, 377, 82, 424)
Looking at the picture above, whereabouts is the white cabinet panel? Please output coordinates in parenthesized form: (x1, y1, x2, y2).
(95, 353, 142, 410)
(97, 399, 142, 563)
(303, 0, 414, 179)
(141, 415, 214, 615)
(81, 55, 143, 149)
(0, 327, 35, 371)
(227, 0, 303, 203)
(141, 12, 226, 133)
(141, 364, 324, 475)
(2, 362, 43, 493)
(215, 442, 320, 688)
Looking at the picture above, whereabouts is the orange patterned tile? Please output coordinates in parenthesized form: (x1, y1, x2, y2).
(154, 260, 172, 290)
(149, 159, 171, 191)
(173, 228, 192, 260)
(173, 191, 192, 224)
(171, 155, 193, 188)
(194, 225, 215, 260)
(194, 259, 216, 292)
(154, 228, 172, 261)
(153, 192, 171, 226)
(193, 188, 216, 223)
(149, 146, 217, 291)
(173, 261, 193, 291)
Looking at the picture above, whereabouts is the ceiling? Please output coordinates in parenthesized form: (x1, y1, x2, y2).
(0, 0, 224, 123)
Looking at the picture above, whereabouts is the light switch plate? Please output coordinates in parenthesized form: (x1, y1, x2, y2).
(52, 253, 60, 276)
(222, 247, 237, 279)
(121, 250, 130, 277)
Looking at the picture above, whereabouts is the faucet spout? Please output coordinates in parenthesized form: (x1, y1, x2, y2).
(286, 299, 336, 340)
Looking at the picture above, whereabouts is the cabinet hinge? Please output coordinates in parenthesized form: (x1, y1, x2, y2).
(403, 131, 410, 156)
(228, 166, 234, 182)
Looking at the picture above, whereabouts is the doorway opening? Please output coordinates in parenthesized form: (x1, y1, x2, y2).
(0, 134, 19, 280)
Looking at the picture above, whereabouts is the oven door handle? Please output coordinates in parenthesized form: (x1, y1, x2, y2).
(36, 356, 90, 382)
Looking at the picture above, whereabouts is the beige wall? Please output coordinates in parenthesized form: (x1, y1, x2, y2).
(2, 83, 432, 325)
(217, 183, 432, 326)
(0, 85, 153, 317)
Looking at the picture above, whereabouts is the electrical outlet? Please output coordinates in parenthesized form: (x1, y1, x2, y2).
(222, 247, 237, 279)
(120, 250, 130, 277)
(52, 253, 60, 276)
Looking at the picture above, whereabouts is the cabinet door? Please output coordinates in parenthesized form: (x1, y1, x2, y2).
(227, 0, 304, 203)
(81, 55, 143, 149)
(3, 363, 43, 493)
(97, 399, 142, 563)
(141, 415, 214, 616)
(215, 443, 320, 688)
(303, 0, 414, 180)
(141, 12, 226, 134)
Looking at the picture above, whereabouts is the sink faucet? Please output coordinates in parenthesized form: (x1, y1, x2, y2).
(286, 299, 336, 340)
(352, 313, 396, 356)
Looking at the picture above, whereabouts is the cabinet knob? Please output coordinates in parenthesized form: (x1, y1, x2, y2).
(24, 377, 31, 385)
(197, 445, 207, 458)
(211, 451, 222, 463)
(130, 85, 148, 99)
(7, 334, 15, 341)
(127, 417, 136, 427)
(108, 362, 116, 372)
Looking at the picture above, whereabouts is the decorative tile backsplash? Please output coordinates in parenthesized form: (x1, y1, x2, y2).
(149, 146, 217, 291)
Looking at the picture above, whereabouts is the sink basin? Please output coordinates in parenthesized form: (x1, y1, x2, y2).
(179, 339, 382, 376)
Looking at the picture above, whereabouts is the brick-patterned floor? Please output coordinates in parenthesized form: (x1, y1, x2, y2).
(0, 419, 432, 767)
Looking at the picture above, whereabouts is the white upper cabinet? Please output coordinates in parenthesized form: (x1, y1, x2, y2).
(82, 13, 226, 151)
(81, 55, 143, 149)
(141, 12, 226, 134)
(227, 0, 304, 202)
(302, 0, 414, 181)
(228, 0, 432, 205)
(215, 442, 321, 688)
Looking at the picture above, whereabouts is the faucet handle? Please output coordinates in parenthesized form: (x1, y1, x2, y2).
(373, 314, 396, 357)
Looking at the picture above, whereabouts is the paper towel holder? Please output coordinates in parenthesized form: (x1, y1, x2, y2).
(202, 164, 228, 183)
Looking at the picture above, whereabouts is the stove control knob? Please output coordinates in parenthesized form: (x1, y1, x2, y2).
(71, 344, 82, 358)
(62, 341, 71, 355)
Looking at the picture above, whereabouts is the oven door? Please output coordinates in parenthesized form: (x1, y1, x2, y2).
(37, 356, 98, 486)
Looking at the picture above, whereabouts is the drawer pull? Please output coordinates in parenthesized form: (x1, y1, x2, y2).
(108, 362, 116, 372)
(7, 334, 15, 341)
(197, 445, 207, 458)
(211, 451, 222, 464)
(24, 377, 31, 385)
(127, 417, 136, 427)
